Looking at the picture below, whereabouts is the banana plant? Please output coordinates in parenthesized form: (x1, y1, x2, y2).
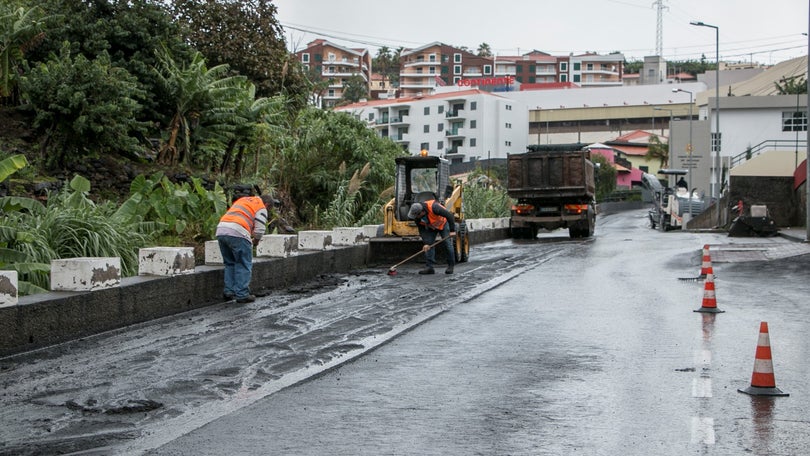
(0, 154, 50, 295)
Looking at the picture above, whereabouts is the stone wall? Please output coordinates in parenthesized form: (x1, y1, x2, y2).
(728, 176, 798, 226)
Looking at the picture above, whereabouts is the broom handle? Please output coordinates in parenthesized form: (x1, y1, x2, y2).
(390, 236, 451, 269)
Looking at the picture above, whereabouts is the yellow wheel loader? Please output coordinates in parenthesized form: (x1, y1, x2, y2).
(370, 153, 470, 264)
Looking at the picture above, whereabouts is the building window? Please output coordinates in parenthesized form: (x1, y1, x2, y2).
(470, 120, 476, 129)
(453, 76, 461, 84)
(560, 74, 568, 82)
(505, 123, 512, 129)
(506, 105, 512, 111)
(438, 105, 444, 114)
(302, 53, 310, 63)
(424, 125, 430, 133)
(505, 141, 512, 146)
(438, 123, 444, 132)
(327, 52, 336, 62)
(424, 106, 430, 115)
(420, 142, 429, 151)
(560, 62, 568, 72)
(484, 64, 492, 75)
(454, 65, 462, 75)
(470, 101, 477, 110)
(783, 111, 808, 131)
(573, 74, 581, 83)
(454, 53, 462, 63)
(573, 62, 581, 71)
(429, 54, 437, 62)
(470, 138, 477, 147)
(437, 141, 443, 150)
(368, 113, 375, 122)
(587, 63, 594, 71)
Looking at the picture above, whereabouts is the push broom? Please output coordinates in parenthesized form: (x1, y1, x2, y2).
(386, 235, 453, 276)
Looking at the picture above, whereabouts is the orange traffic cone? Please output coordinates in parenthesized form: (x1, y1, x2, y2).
(694, 273, 724, 313)
(738, 322, 789, 396)
(699, 244, 713, 278)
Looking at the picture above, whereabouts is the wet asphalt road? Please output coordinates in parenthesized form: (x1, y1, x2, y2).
(2, 209, 810, 455)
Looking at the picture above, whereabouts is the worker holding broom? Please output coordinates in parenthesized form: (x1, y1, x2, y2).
(407, 200, 456, 275)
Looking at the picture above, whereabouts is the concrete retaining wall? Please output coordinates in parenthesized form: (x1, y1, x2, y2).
(0, 224, 510, 357)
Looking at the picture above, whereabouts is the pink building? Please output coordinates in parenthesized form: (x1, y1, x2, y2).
(585, 143, 644, 189)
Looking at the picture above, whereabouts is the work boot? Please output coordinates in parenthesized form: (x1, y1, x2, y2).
(236, 294, 256, 303)
(445, 266, 454, 274)
(418, 267, 435, 275)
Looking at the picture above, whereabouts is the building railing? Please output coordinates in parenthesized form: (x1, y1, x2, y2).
(730, 139, 807, 168)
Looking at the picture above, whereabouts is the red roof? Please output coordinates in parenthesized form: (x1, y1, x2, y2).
(668, 72, 696, 80)
(519, 82, 580, 91)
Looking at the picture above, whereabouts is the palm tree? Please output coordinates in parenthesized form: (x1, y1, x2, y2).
(477, 43, 493, 57)
(645, 135, 668, 168)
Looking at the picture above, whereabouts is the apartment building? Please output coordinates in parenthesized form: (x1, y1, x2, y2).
(398, 43, 625, 98)
(336, 89, 529, 164)
(495, 50, 624, 87)
(295, 39, 371, 108)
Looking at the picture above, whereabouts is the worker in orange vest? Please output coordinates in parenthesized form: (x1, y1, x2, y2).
(216, 195, 274, 303)
(407, 200, 456, 274)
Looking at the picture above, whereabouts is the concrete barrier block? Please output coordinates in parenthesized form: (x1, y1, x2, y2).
(256, 234, 298, 258)
(298, 231, 333, 251)
(51, 257, 121, 291)
(332, 227, 365, 246)
(205, 240, 223, 265)
(0, 271, 18, 307)
(363, 224, 383, 239)
(138, 247, 195, 276)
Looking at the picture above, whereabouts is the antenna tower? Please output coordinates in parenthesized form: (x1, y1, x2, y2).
(654, 0, 668, 56)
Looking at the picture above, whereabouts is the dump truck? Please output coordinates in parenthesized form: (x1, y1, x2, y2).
(641, 169, 704, 231)
(507, 144, 596, 239)
(369, 153, 470, 263)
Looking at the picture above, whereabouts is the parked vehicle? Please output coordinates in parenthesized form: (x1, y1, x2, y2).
(507, 144, 596, 239)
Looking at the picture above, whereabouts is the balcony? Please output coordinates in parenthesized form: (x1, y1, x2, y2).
(392, 133, 410, 143)
(389, 115, 410, 125)
(445, 146, 467, 157)
(403, 58, 441, 68)
(445, 128, 466, 138)
(445, 111, 465, 120)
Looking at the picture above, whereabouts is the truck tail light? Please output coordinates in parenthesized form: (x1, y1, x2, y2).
(564, 204, 589, 214)
(512, 203, 535, 215)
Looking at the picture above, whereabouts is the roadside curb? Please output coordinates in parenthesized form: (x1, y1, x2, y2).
(0, 226, 510, 357)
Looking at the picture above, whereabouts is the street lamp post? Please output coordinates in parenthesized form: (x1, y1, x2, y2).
(673, 88, 694, 212)
(691, 21, 720, 218)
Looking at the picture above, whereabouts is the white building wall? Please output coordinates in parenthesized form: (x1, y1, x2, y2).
(337, 92, 529, 162)
(717, 105, 806, 161)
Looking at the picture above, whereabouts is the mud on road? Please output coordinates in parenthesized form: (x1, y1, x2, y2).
(0, 238, 587, 455)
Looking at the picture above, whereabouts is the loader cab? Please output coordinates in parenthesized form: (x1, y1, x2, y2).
(393, 155, 452, 222)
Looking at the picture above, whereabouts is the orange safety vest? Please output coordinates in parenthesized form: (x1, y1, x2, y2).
(419, 200, 447, 231)
(219, 196, 266, 233)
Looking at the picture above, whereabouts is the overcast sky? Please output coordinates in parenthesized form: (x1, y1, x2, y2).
(274, 0, 808, 65)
